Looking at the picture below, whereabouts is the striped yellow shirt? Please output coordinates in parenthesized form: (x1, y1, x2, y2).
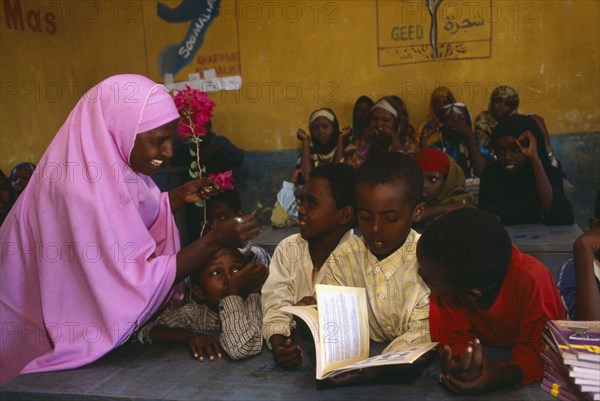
(325, 229, 430, 353)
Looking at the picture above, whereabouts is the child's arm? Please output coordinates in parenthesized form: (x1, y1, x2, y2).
(573, 230, 600, 320)
(149, 325, 222, 362)
(296, 129, 312, 181)
(218, 293, 264, 359)
(439, 339, 522, 394)
(446, 114, 488, 177)
(516, 131, 553, 216)
(420, 200, 473, 224)
(334, 126, 352, 162)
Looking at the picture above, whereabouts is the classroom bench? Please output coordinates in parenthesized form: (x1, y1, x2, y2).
(0, 339, 555, 401)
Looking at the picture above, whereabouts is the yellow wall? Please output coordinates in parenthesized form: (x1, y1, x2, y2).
(1, 0, 599, 167)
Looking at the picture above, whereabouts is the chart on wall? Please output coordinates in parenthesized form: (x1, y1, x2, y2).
(377, 0, 492, 66)
(143, 0, 241, 91)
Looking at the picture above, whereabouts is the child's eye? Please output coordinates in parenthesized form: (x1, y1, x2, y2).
(231, 268, 240, 274)
(210, 270, 221, 277)
(358, 214, 371, 220)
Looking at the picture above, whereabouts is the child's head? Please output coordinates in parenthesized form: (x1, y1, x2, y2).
(417, 208, 512, 300)
(416, 148, 450, 203)
(0, 169, 11, 213)
(308, 108, 340, 150)
(356, 152, 424, 259)
(353, 96, 374, 126)
(191, 248, 246, 311)
(206, 189, 242, 230)
(491, 114, 549, 175)
(430, 87, 456, 121)
(369, 96, 408, 136)
(489, 85, 519, 121)
(10, 162, 35, 198)
(297, 163, 357, 241)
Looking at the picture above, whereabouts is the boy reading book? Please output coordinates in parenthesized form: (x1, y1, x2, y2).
(262, 163, 357, 368)
(417, 208, 566, 394)
(324, 152, 430, 384)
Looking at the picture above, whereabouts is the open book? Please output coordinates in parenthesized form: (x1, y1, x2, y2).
(281, 284, 437, 380)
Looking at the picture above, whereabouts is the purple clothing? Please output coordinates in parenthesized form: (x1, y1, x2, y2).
(0, 75, 181, 383)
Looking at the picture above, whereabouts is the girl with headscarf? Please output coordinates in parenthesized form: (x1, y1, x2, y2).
(0, 74, 261, 384)
(351, 95, 374, 142)
(478, 114, 573, 225)
(346, 96, 419, 168)
(417, 86, 456, 148)
(432, 102, 489, 178)
(415, 148, 475, 226)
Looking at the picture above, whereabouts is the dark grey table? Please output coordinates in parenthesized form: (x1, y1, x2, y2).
(0, 339, 554, 401)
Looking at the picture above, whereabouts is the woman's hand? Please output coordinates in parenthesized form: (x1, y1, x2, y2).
(296, 129, 310, 143)
(169, 177, 220, 213)
(210, 211, 261, 249)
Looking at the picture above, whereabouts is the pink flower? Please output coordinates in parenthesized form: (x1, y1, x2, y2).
(173, 86, 214, 138)
(209, 171, 234, 191)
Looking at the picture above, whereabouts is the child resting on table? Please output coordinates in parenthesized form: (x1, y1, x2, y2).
(324, 152, 431, 384)
(417, 208, 566, 394)
(478, 114, 573, 225)
(558, 190, 600, 320)
(415, 147, 475, 226)
(262, 163, 357, 368)
(138, 248, 268, 361)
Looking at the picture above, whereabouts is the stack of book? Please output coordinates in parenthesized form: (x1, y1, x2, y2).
(541, 320, 600, 401)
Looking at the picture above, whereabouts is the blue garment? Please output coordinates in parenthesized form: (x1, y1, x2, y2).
(430, 137, 490, 179)
(557, 259, 600, 319)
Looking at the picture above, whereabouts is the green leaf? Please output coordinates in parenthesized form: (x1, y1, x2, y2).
(194, 199, 205, 208)
(200, 165, 206, 174)
(190, 161, 198, 170)
(189, 148, 196, 157)
(188, 169, 198, 179)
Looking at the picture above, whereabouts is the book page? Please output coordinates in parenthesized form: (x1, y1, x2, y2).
(316, 284, 370, 377)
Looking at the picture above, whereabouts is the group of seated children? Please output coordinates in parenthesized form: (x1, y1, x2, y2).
(138, 149, 598, 395)
(272, 85, 573, 229)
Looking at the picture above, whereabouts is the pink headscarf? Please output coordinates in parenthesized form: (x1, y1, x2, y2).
(0, 74, 181, 383)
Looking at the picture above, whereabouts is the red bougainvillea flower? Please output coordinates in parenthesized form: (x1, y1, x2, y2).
(173, 85, 215, 139)
(209, 171, 234, 191)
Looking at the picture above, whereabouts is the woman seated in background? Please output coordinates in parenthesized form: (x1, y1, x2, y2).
(417, 86, 457, 149)
(478, 114, 573, 225)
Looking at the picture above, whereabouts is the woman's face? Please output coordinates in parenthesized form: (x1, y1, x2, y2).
(309, 117, 335, 146)
(431, 95, 451, 121)
(491, 98, 514, 121)
(355, 101, 372, 125)
(130, 119, 178, 176)
(422, 171, 446, 202)
(368, 108, 396, 132)
(494, 136, 526, 174)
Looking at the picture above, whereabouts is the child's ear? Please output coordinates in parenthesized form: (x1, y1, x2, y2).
(191, 284, 205, 303)
(338, 205, 354, 225)
(412, 202, 426, 223)
(589, 217, 600, 230)
(464, 288, 483, 302)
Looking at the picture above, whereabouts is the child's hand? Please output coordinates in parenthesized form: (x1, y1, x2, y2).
(228, 261, 269, 298)
(439, 340, 482, 382)
(187, 334, 223, 362)
(420, 122, 439, 146)
(327, 367, 380, 385)
(445, 114, 472, 138)
(574, 229, 600, 256)
(296, 129, 309, 143)
(340, 126, 352, 140)
(270, 335, 302, 368)
(516, 131, 538, 160)
(294, 296, 316, 306)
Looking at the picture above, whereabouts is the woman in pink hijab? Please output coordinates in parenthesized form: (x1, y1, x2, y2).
(0, 74, 260, 384)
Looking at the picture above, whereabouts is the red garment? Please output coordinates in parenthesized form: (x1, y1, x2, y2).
(429, 246, 566, 384)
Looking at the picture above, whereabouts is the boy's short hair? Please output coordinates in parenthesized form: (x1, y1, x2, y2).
(357, 152, 423, 206)
(418, 208, 512, 289)
(191, 248, 245, 284)
(206, 189, 242, 213)
(309, 163, 357, 211)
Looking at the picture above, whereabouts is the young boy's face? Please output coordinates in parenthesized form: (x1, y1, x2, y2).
(194, 249, 245, 312)
(356, 180, 422, 260)
(297, 177, 340, 241)
(206, 201, 240, 231)
(494, 136, 526, 174)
